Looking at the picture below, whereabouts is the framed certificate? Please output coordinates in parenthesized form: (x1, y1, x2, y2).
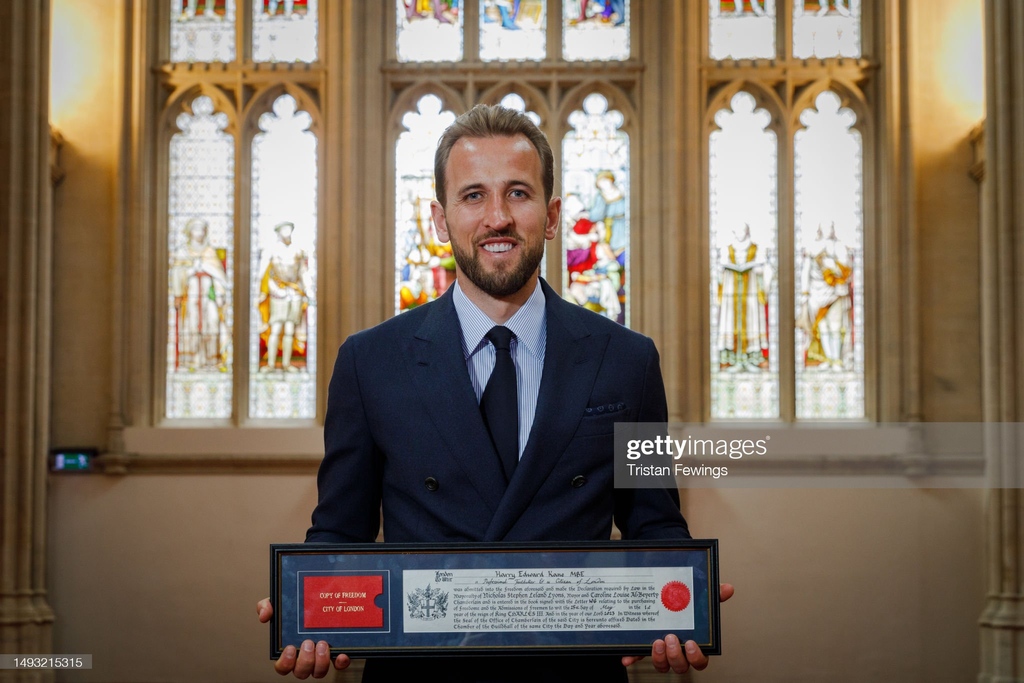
(270, 540, 720, 658)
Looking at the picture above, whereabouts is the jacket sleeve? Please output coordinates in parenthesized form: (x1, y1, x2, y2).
(613, 337, 691, 541)
(306, 336, 383, 543)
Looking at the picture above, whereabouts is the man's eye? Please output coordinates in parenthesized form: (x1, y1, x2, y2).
(465, 192, 482, 201)
(510, 189, 527, 198)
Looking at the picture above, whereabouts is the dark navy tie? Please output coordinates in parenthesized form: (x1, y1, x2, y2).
(481, 326, 518, 482)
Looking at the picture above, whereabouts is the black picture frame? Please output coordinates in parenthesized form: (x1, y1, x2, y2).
(270, 539, 720, 658)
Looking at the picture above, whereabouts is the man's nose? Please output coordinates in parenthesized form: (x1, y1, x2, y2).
(483, 195, 512, 230)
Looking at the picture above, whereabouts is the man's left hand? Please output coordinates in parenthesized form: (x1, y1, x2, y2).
(622, 583, 734, 674)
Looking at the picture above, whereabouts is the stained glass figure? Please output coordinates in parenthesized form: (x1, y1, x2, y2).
(250, 94, 318, 419)
(167, 95, 234, 419)
(562, 93, 629, 325)
(794, 90, 864, 419)
(563, 0, 628, 61)
(170, 0, 236, 63)
(709, 91, 779, 419)
(793, 0, 861, 59)
(709, 0, 775, 61)
(253, 0, 319, 63)
(481, 0, 546, 61)
(396, 94, 456, 314)
(397, 0, 463, 62)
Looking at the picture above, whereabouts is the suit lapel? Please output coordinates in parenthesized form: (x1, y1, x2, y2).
(484, 280, 609, 541)
(407, 291, 507, 516)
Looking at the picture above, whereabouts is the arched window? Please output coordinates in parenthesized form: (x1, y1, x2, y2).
(709, 90, 779, 419)
(395, 94, 457, 314)
(794, 90, 863, 419)
(562, 93, 630, 326)
(249, 93, 319, 419)
(705, 1, 871, 421)
(166, 94, 235, 419)
(160, 3, 322, 423)
(389, 1, 636, 327)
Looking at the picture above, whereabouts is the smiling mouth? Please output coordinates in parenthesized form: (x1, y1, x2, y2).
(481, 242, 516, 254)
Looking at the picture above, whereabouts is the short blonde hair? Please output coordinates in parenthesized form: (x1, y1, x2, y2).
(434, 104, 554, 209)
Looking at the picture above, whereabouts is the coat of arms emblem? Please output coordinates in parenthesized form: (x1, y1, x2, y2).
(406, 584, 448, 620)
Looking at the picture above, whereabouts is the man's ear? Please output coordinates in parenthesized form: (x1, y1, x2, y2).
(545, 196, 562, 241)
(430, 200, 450, 243)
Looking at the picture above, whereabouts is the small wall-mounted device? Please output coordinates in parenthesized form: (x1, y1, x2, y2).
(49, 448, 97, 472)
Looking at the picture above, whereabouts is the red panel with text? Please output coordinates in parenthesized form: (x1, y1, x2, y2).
(303, 575, 385, 629)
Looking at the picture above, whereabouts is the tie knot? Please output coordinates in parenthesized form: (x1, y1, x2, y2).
(486, 326, 515, 352)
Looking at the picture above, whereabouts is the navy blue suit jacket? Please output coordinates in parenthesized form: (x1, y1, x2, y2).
(307, 279, 689, 681)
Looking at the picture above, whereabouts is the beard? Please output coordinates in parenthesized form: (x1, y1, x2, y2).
(449, 230, 545, 298)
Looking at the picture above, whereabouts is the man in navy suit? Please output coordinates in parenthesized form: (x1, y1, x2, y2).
(258, 104, 731, 680)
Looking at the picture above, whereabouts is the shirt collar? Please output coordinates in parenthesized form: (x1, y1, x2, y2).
(452, 278, 546, 362)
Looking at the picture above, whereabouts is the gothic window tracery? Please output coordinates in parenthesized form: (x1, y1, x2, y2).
(161, 1, 322, 422)
(705, 2, 869, 420)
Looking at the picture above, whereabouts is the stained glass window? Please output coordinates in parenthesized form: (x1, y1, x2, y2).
(499, 93, 548, 274)
(397, 1, 463, 62)
(793, 0, 861, 59)
(794, 91, 864, 419)
(167, 95, 234, 419)
(498, 92, 540, 126)
(170, 0, 236, 63)
(709, 91, 779, 419)
(481, 0, 546, 62)
(253, 0, 319, 63)
(250, 94, 318, 419)
(396, 95, 457, 314)
(562, 93, 629, 326)
(563, 0, 629, 61)
(709, 0, 775, 61)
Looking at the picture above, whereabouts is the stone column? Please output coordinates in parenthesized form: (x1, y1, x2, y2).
(979, 2, 1024, 681)
(0, 1, 55, 681)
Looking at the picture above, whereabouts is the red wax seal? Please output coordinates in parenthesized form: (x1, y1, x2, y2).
(661, 581, 691, 612)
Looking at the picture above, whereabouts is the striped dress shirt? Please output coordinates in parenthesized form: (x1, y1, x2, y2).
(452, 279, 546, 460)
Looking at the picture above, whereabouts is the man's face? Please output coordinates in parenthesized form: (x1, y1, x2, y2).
(189, 226, 205, 244)
(430, 135, 560, 299)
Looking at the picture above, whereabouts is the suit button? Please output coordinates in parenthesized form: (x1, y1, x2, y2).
(571, 475, 587, 488)
(424, 477, 439, 492)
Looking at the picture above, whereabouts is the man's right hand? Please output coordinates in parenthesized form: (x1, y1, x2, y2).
(257, 598, 351, 678)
